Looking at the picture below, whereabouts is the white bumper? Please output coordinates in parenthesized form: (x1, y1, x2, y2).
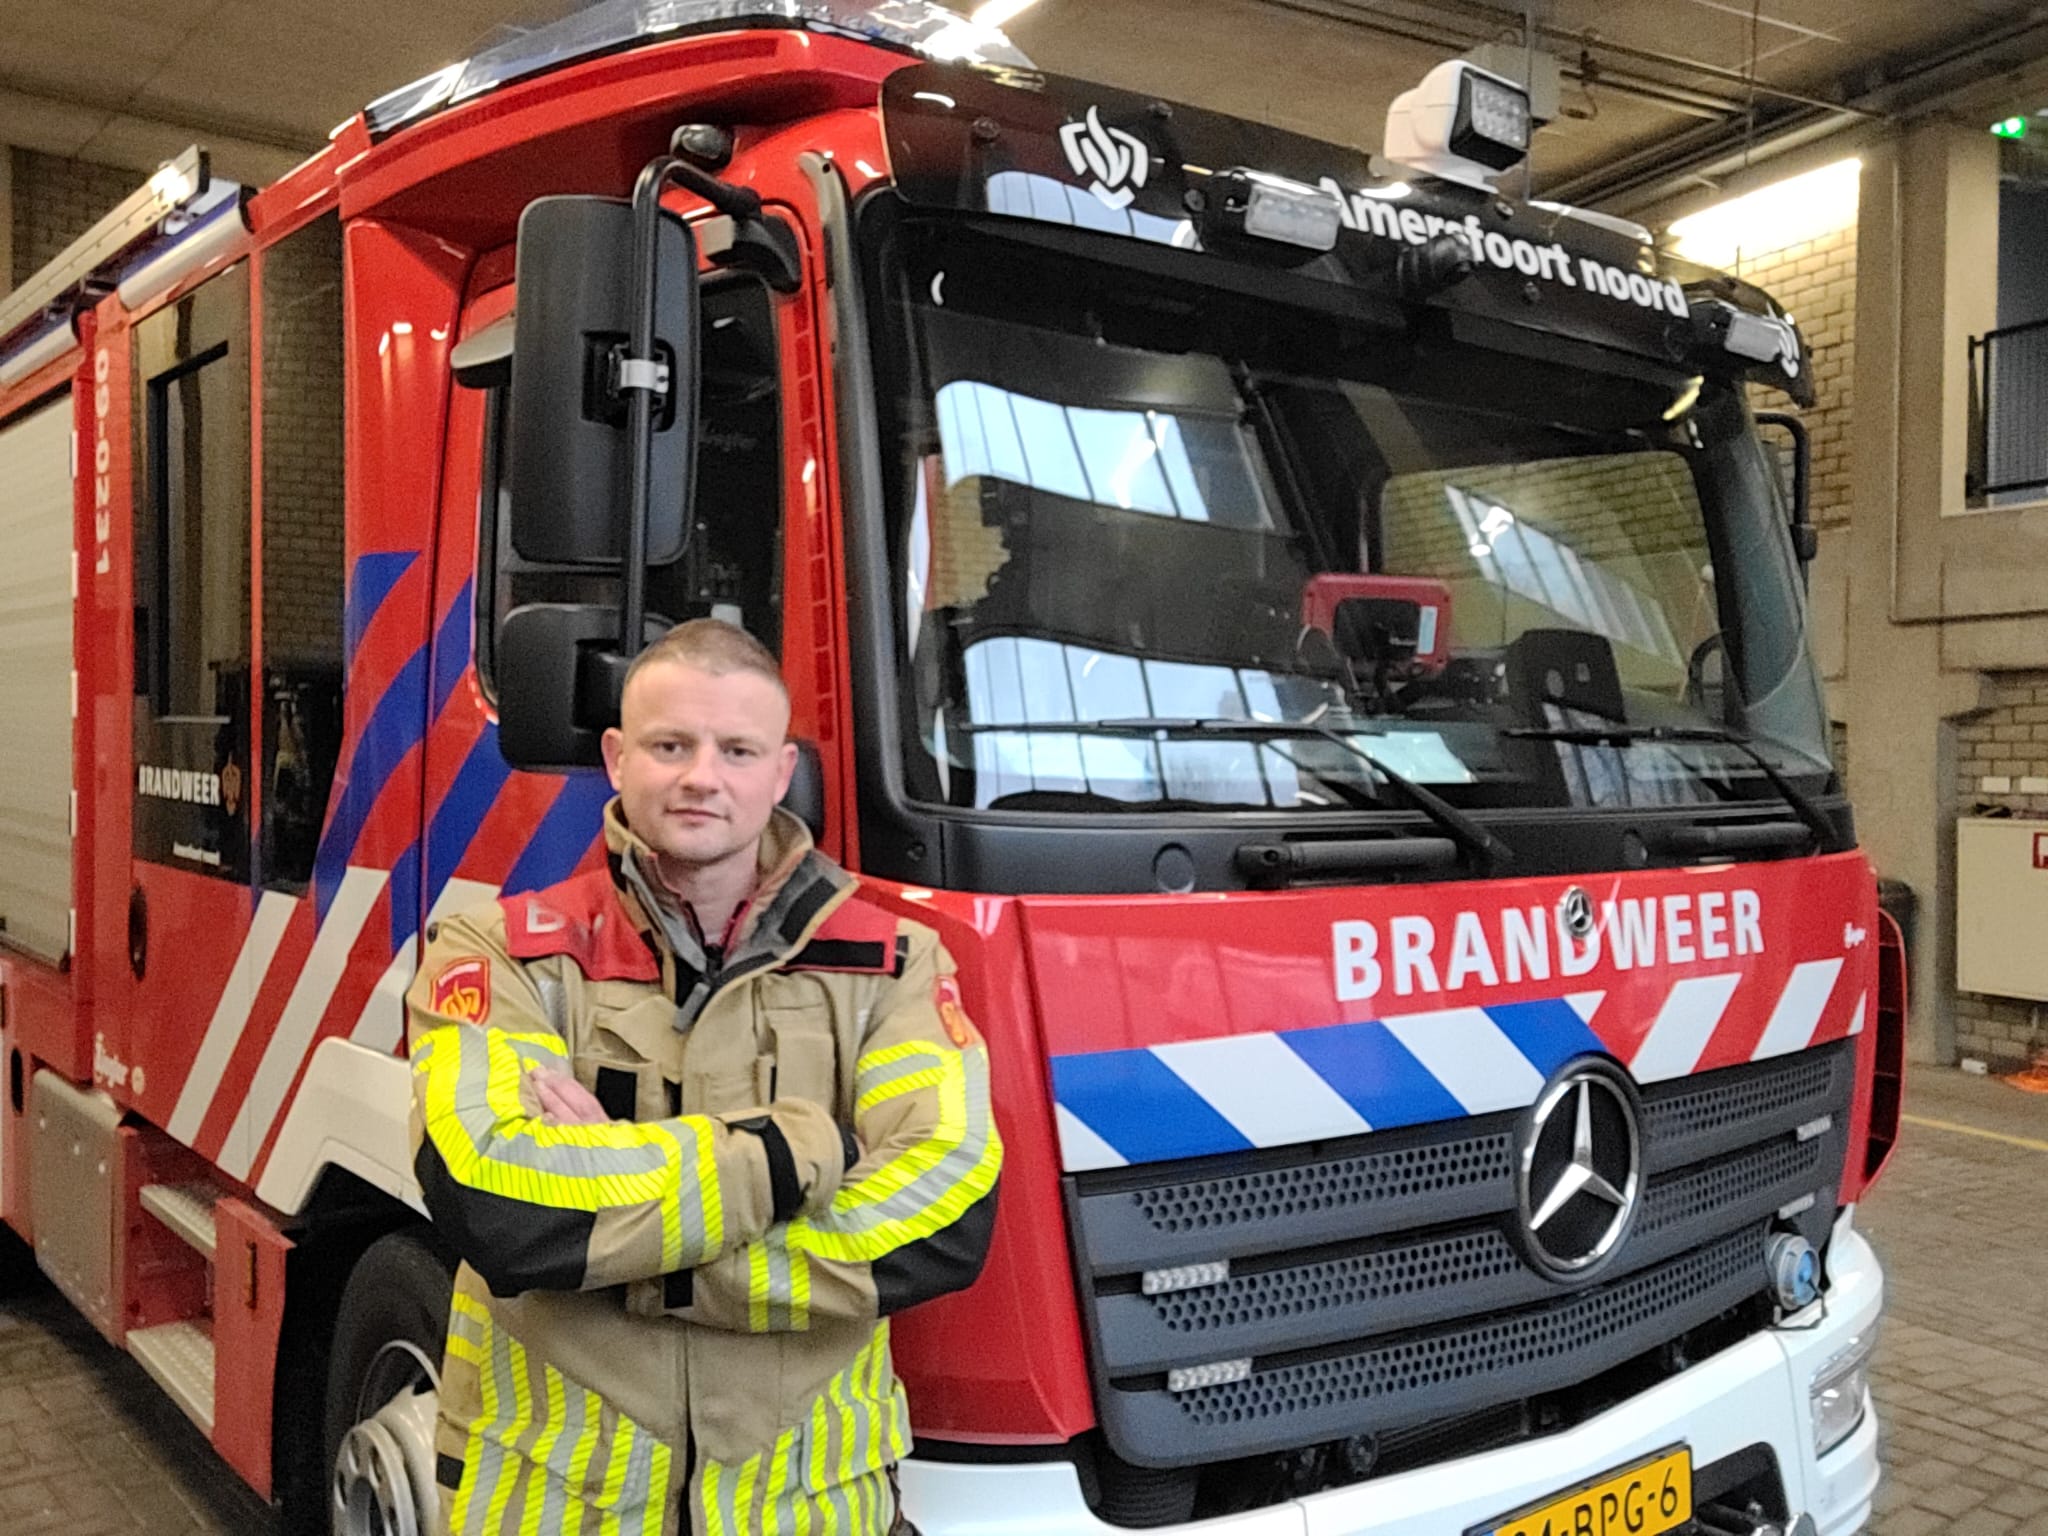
(903, 1210, 1882, 1536)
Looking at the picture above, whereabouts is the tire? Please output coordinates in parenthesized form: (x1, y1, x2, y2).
(0, 1225, 35, 1295)
(304, 1228, 457, 1536)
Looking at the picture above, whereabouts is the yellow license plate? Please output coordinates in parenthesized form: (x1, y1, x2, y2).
(1476, 1448, 1692, 1536)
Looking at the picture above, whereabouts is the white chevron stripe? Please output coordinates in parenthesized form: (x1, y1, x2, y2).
(350, 878, 502, 1054)
(166, 891, 298, 1146)
(349, 950, 415, 1056)
(1151, 1033, 1372, 1147)
(219, 867, 387, 1180)
(1847, 993, 1867, 1035)
(1381, 1008, 1546, 1114)
(1630, 973, 1744, 1084)
(1751, 958, 1845, 1062)
(1055, 1103, 1128, 1171)
(1565, 992, 1606, 1025)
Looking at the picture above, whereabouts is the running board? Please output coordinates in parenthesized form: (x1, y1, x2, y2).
(127, 1318, 216, 1435)
(139, 1181, 221, 1259)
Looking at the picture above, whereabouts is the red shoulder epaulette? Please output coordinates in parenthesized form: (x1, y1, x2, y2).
(501, 869, 660, 983)
(785, 895, 907, 975)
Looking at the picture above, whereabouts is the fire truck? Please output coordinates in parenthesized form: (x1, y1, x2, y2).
(0, 4, 1906, 1533)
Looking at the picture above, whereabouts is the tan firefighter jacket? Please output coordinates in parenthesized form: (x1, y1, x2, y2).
(405, 801, 1002, 1536)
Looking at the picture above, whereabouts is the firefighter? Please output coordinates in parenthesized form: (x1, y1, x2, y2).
(405, 619, 1002, 1536)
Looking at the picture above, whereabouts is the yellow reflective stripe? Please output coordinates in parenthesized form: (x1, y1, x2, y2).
(518, 1364, 566, 1536)
(482, 1334, 535, 1535)
(736, 1450, 763, 1536)
(808, 1397, 836, 1536)
(761, 1430, 797, 1536)
(643, 1440, 672, 1536)
(599, 1417, 635, 1535)
(789, 1245, 812, 1332)
(854, 1039, 946, 1075)
(837, 1057, 972, 1205)
(855, 1066, 944, 1117)
(472, 1325, 512, 1535)
(693, 1115, 725, 1254)
(449, 1425, 487, 1532)
(749, 1239, 772, 1334)
(419, 1028, 722, 1236)
(789, 1057, 1001, 1262)
(562, 1387, 605, 1536)
(702, 1460, 728, 1536)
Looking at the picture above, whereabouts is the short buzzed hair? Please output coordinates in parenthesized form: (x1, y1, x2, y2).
(623, 618, 787, 700)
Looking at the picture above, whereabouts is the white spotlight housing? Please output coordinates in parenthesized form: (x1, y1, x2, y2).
(1384, 60, 1531, 190)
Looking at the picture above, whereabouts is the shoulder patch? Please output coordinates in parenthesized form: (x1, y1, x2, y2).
(430, 958, 491, 1025)
(934, 974, 976, 1048)
(502, 870, 660, 983)
(786, 896, 906, 974)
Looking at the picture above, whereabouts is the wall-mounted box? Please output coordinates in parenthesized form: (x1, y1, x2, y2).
(1957, 816, 2048, 1000)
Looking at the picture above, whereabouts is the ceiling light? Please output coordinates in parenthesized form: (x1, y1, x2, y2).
(973, 0, 1041, 27)
(1666, 157, 1861, 271)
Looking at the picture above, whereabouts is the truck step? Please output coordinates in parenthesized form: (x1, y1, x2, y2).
(138, 1181, 220, 1260)
(127, 1318, 215, 1435)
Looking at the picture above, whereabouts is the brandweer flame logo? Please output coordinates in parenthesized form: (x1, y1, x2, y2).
(1059, 105, 1151, 210)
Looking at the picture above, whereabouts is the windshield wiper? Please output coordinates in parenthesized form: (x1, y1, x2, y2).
(1078, 717, 1511, 868)
(1504, 723, 1839, 852)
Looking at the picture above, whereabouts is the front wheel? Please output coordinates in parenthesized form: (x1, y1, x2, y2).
(321, 1229, 456, 1536)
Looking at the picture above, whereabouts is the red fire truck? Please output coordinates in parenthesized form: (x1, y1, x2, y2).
(0, 5, 1906, 1534)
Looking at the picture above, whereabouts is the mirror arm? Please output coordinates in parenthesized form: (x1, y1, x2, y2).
(1754, 409, 1812, 554)
(620, 147, 765, 654)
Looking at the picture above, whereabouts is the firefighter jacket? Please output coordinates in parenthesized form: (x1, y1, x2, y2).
(405, 801, 1003, 1536)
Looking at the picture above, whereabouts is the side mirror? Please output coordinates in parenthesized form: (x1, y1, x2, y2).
(507, 195, 698, 566)
(1754, 410, 1815, 576)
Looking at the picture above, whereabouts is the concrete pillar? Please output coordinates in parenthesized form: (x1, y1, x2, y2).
(1843, 129, 2001, 1066)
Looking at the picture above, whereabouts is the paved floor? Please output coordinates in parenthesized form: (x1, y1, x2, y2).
(1862, 1069, 2048, 1536)
(0, 1065, 2041, 1534)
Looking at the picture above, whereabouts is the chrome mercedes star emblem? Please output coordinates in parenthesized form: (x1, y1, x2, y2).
(1558, 886, 1594, 939)
(1516, 1062, 1642, 1281)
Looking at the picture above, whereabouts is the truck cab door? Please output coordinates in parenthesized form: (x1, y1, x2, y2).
(430, 234, 821, 914)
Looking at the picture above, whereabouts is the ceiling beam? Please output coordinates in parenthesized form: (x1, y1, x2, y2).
(0, 69, 319, 159)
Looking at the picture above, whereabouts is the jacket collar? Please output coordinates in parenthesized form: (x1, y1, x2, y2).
(601, 801, 854, 1022)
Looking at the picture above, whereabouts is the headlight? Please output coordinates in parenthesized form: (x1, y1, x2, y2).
(1810, 1327, 1877, 1456)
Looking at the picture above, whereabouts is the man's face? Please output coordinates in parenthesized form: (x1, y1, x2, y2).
(600, 660, 798, 875)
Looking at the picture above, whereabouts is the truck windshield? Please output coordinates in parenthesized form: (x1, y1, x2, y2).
(867, 211, 1834, 816)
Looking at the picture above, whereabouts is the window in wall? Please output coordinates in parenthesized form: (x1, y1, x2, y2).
(475, 274, 786, 694)
(258, 214, 346, 891)
(132, 264, 253, 881)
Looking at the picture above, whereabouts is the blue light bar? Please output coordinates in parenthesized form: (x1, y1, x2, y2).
(364, 0, 1032, 139)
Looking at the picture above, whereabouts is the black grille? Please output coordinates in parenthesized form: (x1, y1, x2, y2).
(1642, 1051, 1836, 1167)
(1130, 1134, 1515, 1233)
(1127, 1229, 1761, 1462)
(1069, 1042, 1853, 1468)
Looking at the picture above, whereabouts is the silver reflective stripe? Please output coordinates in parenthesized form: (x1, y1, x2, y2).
(853, 1048, 944, 1104)
(812, 1054, 994, 1235)
(442, 1027, 675, 1186)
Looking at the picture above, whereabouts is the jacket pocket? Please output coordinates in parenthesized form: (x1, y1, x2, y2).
(759, 983, 844, 1115)
(446, 1307, 674, 1535)
(793, 1323, 910, 1495)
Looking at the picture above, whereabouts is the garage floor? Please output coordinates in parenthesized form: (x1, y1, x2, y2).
(0, 1067, 2040, 1534)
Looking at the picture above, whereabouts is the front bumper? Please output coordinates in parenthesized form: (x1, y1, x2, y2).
(902, 1208, 1882, 1536)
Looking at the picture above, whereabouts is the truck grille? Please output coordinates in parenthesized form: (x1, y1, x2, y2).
(1067, 1041, 1852, 1468)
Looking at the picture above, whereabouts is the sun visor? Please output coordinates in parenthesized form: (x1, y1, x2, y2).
(881, 63, 1812, 400)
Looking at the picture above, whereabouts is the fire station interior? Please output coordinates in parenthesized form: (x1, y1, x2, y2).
(3, 4, 2048, 1536)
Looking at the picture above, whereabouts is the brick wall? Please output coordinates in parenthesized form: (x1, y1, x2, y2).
(1727, 221, 1857, 531)
(259, 216, 345, 668)
(10, 149, 136, 289)
(1953, 672, 2048, 1068)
